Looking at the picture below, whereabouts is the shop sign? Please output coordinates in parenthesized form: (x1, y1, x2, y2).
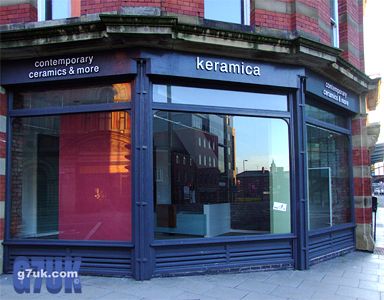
(323, 82, 349, 107)
(0, 51, 136, 85)
(145, 51, 303, 88)
(196, 57, 261, 76)
(305, 71, 358, 112)
(29, 55, 99, 79)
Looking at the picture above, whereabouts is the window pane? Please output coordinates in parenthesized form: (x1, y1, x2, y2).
(10, 112, 132, 241)
(52, 0, 70, 19)
(205, 0, 241, 24)
(305, 101, 348, 128)
(153, 111, 291, 239)
(14, 83, 131, 109)
(153, 84, 288, 111)
(307, 125, 351, 230)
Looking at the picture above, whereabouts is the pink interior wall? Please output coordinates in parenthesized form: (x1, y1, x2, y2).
(58, 113, 132, 241)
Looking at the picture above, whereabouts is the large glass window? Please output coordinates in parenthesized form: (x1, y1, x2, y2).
(14, 83, 131, 109)
(10, 111, 132, 241)
(305, 100, 348, 128)
(153, 84, 287, 111)
(153, 111, 291, 239)
(307, 125, 351, 230)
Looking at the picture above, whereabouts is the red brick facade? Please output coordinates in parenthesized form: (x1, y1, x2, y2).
(339, 0, 365, 70)
(81, 0, 203, 16)
(0, 0, 365, 70)
(0, 3, 37, 25)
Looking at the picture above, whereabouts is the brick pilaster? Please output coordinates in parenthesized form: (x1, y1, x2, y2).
(338, 0, 365, 70)
(352, 116, 374, 251)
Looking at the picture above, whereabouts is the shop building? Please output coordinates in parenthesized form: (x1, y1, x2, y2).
(0, 0, 381, 279)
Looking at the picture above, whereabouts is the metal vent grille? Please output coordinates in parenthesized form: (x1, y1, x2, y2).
(309, 227, 354, 262)
(154, 239, 294, 275)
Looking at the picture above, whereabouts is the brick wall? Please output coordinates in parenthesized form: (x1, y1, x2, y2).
(338, 0, 365, 70)
(352, 116, 374, 251)
(0, 87, 6, 274)
(162, 0, 203, 17)
(0, 3, 37, 24)
(0, 0, 364, 70)
(81, 0, 202, 16)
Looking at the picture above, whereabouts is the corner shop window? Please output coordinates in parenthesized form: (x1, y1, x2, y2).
(14, 83, 131, 109)
(307, 125, 351, 229)
(153, 84, 287, 111)
(305, 100, 348, 128)
(10, 112, 132, 241)
(153, 111, 291, 239)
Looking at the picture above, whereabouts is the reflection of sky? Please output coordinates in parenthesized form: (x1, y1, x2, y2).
(234, 117, 290, 172)
(38, 0, 70, 20)
(153, 85, 287, 111)
(205, 0, 241, 23)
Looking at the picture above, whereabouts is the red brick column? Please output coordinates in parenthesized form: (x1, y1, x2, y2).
(250, 0, 332, 46)
(0, 87, 6, 273)
(352, 115, 374, 251)
(338, 0, 365, 70)
(0, 1, 37, 24)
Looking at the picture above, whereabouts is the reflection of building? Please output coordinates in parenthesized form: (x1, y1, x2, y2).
(236, 170, 270, 201)
(154, 112, 235, 206)
(233, 169, 270, 232)
(372, 143, 384, 178)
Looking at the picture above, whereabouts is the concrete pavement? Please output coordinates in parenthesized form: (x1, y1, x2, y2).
(1, 250, 384, 300)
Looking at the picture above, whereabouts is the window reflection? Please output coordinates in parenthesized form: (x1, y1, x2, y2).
(153, 84, 288, 111)
(11, 112, 132, 241)
(307, 125, 351, 230)
(14, 83, 131, 109)
(153, 111, 291, 239)
(305, 100, 349, 128)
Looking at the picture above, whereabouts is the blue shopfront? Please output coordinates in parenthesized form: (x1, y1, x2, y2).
(0, 49, 359, 279)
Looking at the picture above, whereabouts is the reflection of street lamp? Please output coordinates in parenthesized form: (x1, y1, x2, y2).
(243, 159, 248, 172)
